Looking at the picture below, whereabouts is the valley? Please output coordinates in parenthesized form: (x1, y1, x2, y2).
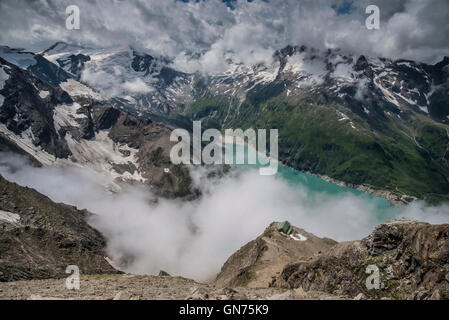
(1, 39, 449, 301)
(32, 43, 449, 204)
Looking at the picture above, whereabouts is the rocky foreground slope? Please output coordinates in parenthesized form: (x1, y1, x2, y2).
(0, 174, 118, 282)
(1, 216, 447, 300)
(0, 274, 286, 300)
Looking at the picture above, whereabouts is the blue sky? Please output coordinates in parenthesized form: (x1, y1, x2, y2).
(332, 0, 354, 15)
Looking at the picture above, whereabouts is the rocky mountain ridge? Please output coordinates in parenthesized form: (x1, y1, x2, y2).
(35, 42, 449, 124)
(272, 219, 449, 300)
(214, 219, 449, 300)
(1, 42, 449, 202)
(0, 174, 119, 282)
(0, 56, 194, 198)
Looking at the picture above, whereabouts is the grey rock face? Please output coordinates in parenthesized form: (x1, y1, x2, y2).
(0, 57, 72, 158)
(273, 220, 449, 300)
(0, 174, 119, 282)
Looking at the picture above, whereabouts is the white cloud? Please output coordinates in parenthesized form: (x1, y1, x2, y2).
(122, 78, 153, 94)
(79, 55, 155, 97)
(1, 0, 448, 75)
(80, 67, 123, 97)
(1, 152, 449, 281)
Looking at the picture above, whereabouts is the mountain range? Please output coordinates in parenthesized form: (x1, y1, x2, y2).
(1, 42, 449, 204)
(0, 51, 193, 198)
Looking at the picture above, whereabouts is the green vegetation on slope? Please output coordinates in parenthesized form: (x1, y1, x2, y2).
(185, 89, 449, 203)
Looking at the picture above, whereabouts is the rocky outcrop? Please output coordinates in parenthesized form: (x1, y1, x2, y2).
(62, 101, 194, 198)
(0, 57, 73, 158)
(273, 219, 449, 300)
(215, 222, 337, 288)
(55, 54, 90, 79)
(107, 109, 194, 198)
(0, 174, 119, 282)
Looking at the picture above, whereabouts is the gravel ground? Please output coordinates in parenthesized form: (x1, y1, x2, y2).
(0, 274, 289, 300)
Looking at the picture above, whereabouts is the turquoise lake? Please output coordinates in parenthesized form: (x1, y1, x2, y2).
(227, 143, 396, 223)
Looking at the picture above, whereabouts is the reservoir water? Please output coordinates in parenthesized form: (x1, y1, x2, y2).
(227, 143, 394, 223)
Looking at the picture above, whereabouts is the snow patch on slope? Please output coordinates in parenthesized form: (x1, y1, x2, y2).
(75, 48, 159, 98)
(374, 74, 401, 108)
(39, 90, 50, 99)
(337, 111, 356, 129)
(0, 124, 58, 165)
(419, 106, 429, 114)
(60, 79, 104, 100)
(290, 232, 307, 241)
(0, 210, 21, 225)
(0, 122, 145, 183)
(53, 103, 88, 131)
(64, 131, 145, 182)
